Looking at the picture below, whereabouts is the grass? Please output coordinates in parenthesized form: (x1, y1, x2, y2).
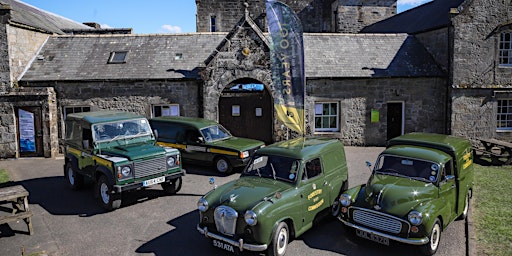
(473, 164, 512, 256)
(0, 168, 10, 184)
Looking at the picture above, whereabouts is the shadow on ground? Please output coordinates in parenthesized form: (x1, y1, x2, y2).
(8, 176, 198, 217)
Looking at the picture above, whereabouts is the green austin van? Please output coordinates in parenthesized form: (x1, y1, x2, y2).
(337, 133, 474, 255)
(63, 111, 184, 211)
(149, 116, 265, 174)
(197, 137, 348, 256)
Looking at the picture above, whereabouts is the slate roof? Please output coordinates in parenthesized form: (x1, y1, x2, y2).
(2, 0, 92, 34)
(361, 0, 466, 34)
(22, 32, 444, 82)
(22, 33, 227, 81)
(304, 33, 444, 78)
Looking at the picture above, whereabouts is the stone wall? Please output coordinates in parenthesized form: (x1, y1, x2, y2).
(307, 77, 447, 146)
(44, 80, 201, 139)
(0, 87, 57, 158)
(196, 0, 333, 33)
(451, 0, 512, 88)
(333, 0, 396, 33)
(415, 28, 449, 72)
(7, 25, 50, 86)
(0, 7, 10, 91)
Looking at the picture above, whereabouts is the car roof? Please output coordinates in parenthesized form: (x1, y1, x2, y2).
(257, 137, 343, 159)
(149, 116, 219, 129)
(66, 111, 144, 124)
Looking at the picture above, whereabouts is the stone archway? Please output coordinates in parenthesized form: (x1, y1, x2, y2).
(218, 78, 273, 144)
(203, 69, 275, 143)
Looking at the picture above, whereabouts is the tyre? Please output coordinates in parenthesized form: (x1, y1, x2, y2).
(267, 222, 289, 256)
(214, 157, 232, 174)
(161, 177, 182, 195)
(97, 175, 121, 211)
(64, 162, 84, 190)
(331, 198, 341, 217)
(420, 219, 441, 255)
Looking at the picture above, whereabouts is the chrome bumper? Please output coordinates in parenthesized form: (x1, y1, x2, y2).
(196, 225, 268, 252)
(338, 217, 430, 245)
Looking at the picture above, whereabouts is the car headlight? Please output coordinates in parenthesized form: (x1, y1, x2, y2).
(244, 210, 258, 226)
(340, 194, 351, 207)
(117, 165, 132, 179)
(197, 198, 209, 212)
(167, 156, 176, 167)
(408, 211, 423, 225)
(239, 151, 249, 159)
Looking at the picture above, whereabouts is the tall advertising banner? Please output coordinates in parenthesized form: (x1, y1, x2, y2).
(266, 0, 305, 135)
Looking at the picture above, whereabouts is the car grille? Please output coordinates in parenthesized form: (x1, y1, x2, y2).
(352, 207, 404, 234)
(133, 157, 167, 178)
(214, 206, 238, 236)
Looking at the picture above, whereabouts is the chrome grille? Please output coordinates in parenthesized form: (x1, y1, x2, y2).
(214, 206, 238, 236)
(353, 208, 403, 234)
(133, 157, 167, 178)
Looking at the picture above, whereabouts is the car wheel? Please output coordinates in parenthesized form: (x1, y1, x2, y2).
(64, 162, 84, 190)
(214, 157, 232, 174)
(97, 175, 121, 211)
(331, 198, 341, 217)
(420, 219, 441, 255)
(268, 222, 289, 256)
(161, 177, 182, 195)
(458, 192, 470, 220)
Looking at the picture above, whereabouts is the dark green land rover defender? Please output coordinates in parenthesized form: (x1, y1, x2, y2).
(63, 111, 185, 211)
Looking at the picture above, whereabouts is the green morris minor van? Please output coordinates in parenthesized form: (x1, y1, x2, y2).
(149, 116, 265, 174)
(197, 137, 348, 256)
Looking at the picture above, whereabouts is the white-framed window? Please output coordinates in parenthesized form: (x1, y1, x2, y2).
(497, 98, 512, 130)
(314, 102, 339, 132)
(499, 32, 512, 67)
(63, 106, 91, 119)
(152, 104, 180, 117)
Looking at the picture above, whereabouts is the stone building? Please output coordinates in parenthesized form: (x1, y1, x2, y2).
(0, 0, 511, 158)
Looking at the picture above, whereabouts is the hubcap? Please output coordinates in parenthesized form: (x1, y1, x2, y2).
(277, 228, 288, 255)
(217, 159, 228, 172)
(68, 168, 75, 185)
(430, 224, 440, 250)
(100, 183, 110, 204)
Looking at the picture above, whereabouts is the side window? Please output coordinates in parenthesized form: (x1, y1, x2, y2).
(303, 158, 322, 180)
(185, 128, 201, 144)
(82, 128, 92, 149)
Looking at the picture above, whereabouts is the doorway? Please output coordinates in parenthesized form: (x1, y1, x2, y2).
(387, 102, 404, 141)
(15, 106, 43, 157)
(219, 83, 273, 144)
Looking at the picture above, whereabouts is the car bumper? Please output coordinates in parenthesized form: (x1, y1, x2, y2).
(229, 157, 251, 168)
(197, 225, 268, 252)
(113, 170, 186, 193)
(338, 217, 430, 245)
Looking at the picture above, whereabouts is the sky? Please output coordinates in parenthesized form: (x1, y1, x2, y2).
(20, 0, 432, 34)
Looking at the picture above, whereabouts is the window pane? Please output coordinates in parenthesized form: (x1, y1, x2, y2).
(315, 117, 321, 128)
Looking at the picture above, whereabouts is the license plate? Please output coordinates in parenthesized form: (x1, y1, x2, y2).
(142, 176, 165, 187)
(356, 229, 390, 246)
(212, 239, 235, 253)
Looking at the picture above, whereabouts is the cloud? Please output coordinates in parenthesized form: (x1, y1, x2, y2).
(161, 24, 182, 33)
(101, 24, 112, 29)
(397, 0, 431, 5)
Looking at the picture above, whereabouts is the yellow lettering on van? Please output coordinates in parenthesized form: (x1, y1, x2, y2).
(307, 189, 322, 200)
(308, 199, 324, 211)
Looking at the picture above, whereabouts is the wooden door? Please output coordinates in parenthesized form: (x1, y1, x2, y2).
(15, 107, 43, 157)
(219, 89, 273, 144)
(387, 102, 403, 141)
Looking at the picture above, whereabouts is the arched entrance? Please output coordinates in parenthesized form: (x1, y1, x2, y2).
(218, 79, 273, 144)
